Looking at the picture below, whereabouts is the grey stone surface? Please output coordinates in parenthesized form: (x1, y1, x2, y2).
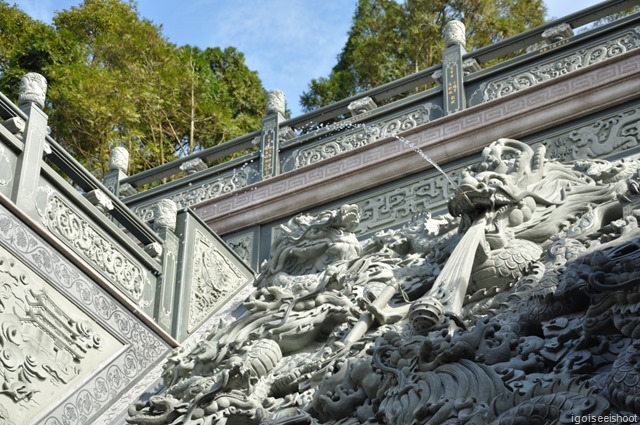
(126, 139, 640, 424)
(18, 72, 47, 109)
(471, 26, 640, 104)
(0, 201, 170, 425)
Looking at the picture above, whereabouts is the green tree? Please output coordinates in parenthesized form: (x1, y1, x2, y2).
(300, 0, 546, 111)
(0, 1, 63, 97)
(0, 0, 266, 177)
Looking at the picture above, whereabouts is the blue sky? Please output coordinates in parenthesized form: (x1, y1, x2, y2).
(11, 0, 603, 117)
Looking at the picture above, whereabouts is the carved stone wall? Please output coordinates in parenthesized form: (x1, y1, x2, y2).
(126, 142, 640, 425)
(0, 201, 170, 424)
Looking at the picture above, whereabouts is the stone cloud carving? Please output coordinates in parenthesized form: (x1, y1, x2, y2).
(127, 139, 640, 424)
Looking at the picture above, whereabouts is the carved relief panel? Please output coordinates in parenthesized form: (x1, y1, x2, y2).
(131, 166, 259, 223)
(189, 230, 248, 331)
(471, 26, 640, 105)
(0, 244, 122, 424)
(35, 185, 154, 310)
(282, 102, 443, 171)
(0, 201, 169, 425)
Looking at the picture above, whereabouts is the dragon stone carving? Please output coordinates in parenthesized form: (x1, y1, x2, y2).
(128, 139, 640, 424)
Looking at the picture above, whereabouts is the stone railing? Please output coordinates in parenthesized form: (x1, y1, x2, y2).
(120, 0, 640, 224)
(0, 75, 253, 344)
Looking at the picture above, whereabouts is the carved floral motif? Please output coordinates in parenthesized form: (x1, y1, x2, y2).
(189, 230, 247, 331)
(290, 103, 442, 169)
(133, 168, 253, 222)
(474, 27, 640, 103)
(40, 192, 150, 306)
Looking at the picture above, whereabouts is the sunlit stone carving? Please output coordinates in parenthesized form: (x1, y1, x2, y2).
(18, 72, 47, 109)
(542, 22, 574, 44)
(266, 89, 286, 116)
(154, 199, 177, 232)
(109, 146, 130, 173)
(127, 139, 640, 424)
(444, 20, 466, 48)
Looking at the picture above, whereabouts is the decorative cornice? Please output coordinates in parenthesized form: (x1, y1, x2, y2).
(197, 50, 640, 235)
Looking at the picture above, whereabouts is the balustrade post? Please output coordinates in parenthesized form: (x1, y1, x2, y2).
(152, 199, 179, 335)
(12, 73, 49, 215)
(441, 21, 468, 115)
(259, 90, 286, 179)
(104, 146, 137, 198)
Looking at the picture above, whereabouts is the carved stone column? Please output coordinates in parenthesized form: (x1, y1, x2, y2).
(12, 73, 49, 217)
(260, 90, 286, 179)
(152, 199, 179, 335)
(442, 20, 468, 115)
(103, 146, 133, 198)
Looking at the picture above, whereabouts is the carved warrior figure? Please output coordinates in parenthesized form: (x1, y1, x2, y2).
(109, 146, 130, 173)
(443, 20, 466, 48)
(18, 72, 47, 109)
(128, 139, 640, 424)
(266, 89, 286, 116)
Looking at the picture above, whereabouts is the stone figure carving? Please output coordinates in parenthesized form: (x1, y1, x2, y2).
(266, 89, 286, 116)
(443, 20, 466, 48)
(18, 72, 47, 109)
(109, 146, 130, 173)
(153, 199, 178, 232)
(127, 139, 640, 424)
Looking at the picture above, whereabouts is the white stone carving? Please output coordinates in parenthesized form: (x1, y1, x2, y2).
(266, 89, 286, 116)
(188, 230, 247, 331)
(109, 146, 130, 173)
(18, 72, 47, 109)
(133, 169, 253, 222)
(40, 192, 150, 305)
(348, 96, 377, 116)
(180, 158, 207, 175)
(127, 140, 640, 425)
(291, 103, 442, 169)
(443, 20, 466, 48)
(475, 27, 640, 103)
(153, 199, 178, 232)
(542, 22, 574, 44)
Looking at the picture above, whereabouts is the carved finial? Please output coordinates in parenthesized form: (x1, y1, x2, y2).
(180, 158, 207, 175)
(266, 90, 286, 116)
(154, 199, 178, 232)
(542, 23, 574, 44)
(443, 20, 466, 48)
(18, 72, 47, 109)
(348, 97, 377, 116)
(109, 147, 129, 173)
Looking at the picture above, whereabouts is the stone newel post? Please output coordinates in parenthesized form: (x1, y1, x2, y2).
(442, 20, 467, 115)
(104, 146, 136, 198)
(260, 90, 286, 179)
(12, 73, 49, 216)
(151, 198, 179, 335)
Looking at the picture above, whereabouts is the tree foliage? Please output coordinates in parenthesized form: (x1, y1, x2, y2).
(0, 0, 265, 177)
(300, 0, 546, 112)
